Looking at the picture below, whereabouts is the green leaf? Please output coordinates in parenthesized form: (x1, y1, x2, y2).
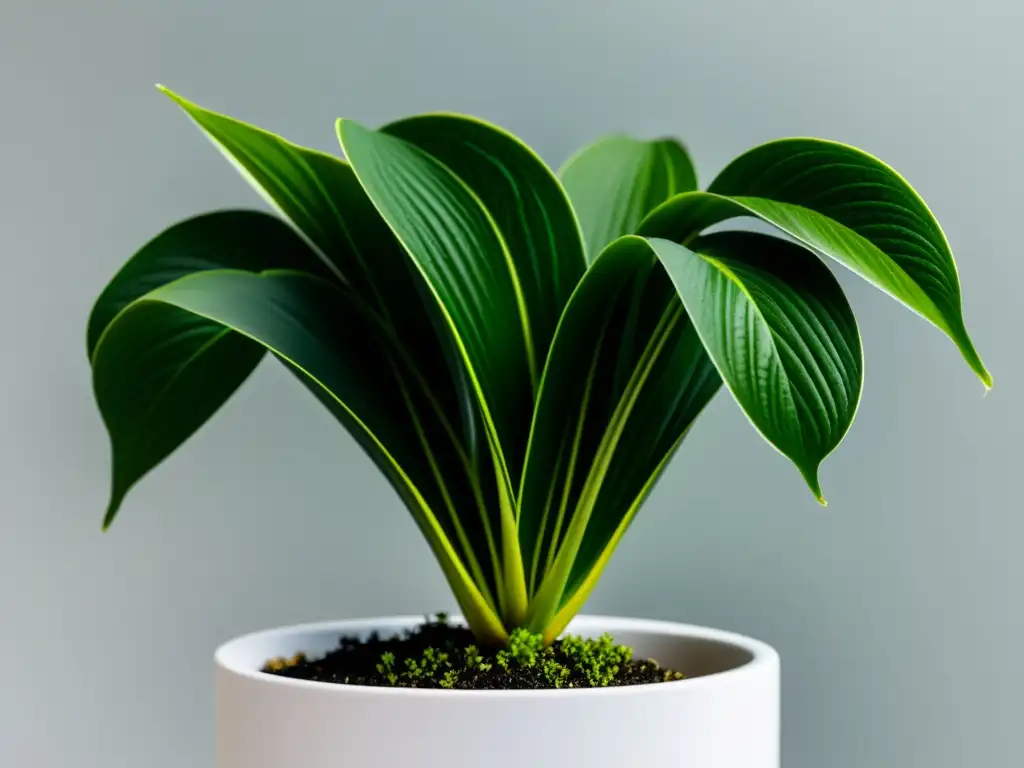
(92, 268, 507, 644)
(652, 232, 863, 501)
(640, 138, 989, 387)
(158, 87, 480, 456)
(383, 113, 587, 378)
(559, 134, 698, 260)
(340, 116, 584, 622)
(526, 232, 861, 636)
(158, 89, 507, 616)
(520, 236, 721, 636)
(88, 210, 336, 524)
(158, 86, 360, 283)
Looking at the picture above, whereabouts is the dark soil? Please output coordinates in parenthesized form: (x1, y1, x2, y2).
(263, 615, 683, 690)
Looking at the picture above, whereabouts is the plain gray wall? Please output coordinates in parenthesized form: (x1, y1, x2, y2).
(2, 0, 1020, 765)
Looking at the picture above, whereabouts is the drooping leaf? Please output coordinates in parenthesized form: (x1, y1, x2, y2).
(526, 232, 862, 637)
(559, 134, 698, 260)
(158, 89, 506, 612)
(92, 268, 507, 643)
(88, 210, 335, 525)
(159, 87, 480, 458)
(651, 232, 863, 500)
(640, 138, 989, 387)
(91, 93, 989, 647)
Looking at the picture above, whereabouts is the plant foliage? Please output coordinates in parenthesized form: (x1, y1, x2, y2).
(88, 88, 989, 645)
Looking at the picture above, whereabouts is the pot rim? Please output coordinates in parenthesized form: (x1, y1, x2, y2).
(216, 614, 778, 698)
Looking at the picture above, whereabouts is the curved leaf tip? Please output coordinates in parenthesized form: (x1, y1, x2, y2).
(157, 84, 192, 109)
(802, 466, 827, 507)
(978, 366, 993, 392)
(102, 485, 126, 531)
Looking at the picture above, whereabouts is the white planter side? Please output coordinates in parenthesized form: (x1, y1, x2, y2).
(216, 615, 780, 768)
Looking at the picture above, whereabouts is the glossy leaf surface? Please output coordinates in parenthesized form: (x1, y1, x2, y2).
(159, 91, 508, 620)
(93, 268, 506, 642)
(340, 117, 590, 620)
(652, 232, 863, 501)
(89, 211, 333, 526)
(87, 91, 988, 645)
(159, 87, 479, 453)
(525, 232, 860, 634)
(641, 138, 989, 386)
(520, 236, 721, 636)
(384, 113, 587, 380)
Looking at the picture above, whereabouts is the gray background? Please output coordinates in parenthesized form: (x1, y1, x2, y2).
(2, 0, 1020, 765)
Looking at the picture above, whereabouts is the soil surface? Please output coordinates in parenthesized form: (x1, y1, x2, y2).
(263, 615, 683, 690)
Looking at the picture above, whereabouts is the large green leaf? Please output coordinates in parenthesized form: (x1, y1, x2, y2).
(92, 268, 506, 643)
(640, 138, 989, 387)
(526, 232, 861, 637)
(158, 89, 508, 614)
(520, 236, 721, 636)
(159, 86, 362, 284)
(653, 232, 863, 500)
(559, 134, 698, 260)
(339, 117, 582, 621)
(88, 210, 334, 525)
(159, 87, 480, 456)
(383, 113, 587, 379)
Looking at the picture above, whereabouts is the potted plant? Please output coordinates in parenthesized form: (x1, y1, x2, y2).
(87, 87, 989, 768)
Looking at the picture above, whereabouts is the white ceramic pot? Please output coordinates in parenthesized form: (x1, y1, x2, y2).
(216, 615, 780, 768)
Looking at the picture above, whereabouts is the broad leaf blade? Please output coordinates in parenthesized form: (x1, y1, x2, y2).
(521, 241, 721, 635)
(88, 210, 332, 356)
(339, 118, 550, 619)
(88, 211, 334, 525)
(160, 87, 482, 459)
(92, 268, 506, 643)
(641, 138, 989, 387)
(383, 114, 587, 376)
(526, 232, 862, 636)
(338, 119, 535, 479)
(560, 134, 698, 259)
(159, 86, 359, 282)
(96, 311, 263, 528)
(650, 232, 863, 500)
(158, 90, 507, 607)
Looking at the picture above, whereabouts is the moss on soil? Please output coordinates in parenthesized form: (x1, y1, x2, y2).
(263, 614, 684, 690)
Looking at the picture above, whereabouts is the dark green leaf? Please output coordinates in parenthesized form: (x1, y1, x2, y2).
(640, 138, 989, 387)
(652, 232, 863, 501)
(526, 232, 861, 636)
(159, 87, 480, 456)
(521, 239, 720, 636)
(341, 116, 577, 621)
(87, 210, 334, 356)
(383, 113, 587, 377)
(88, 210, 334, 524)
(159, 90, 505, 611)
(92, 268, 507, 643)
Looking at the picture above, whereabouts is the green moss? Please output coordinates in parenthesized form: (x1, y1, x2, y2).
(559, 632, 634, 687)
(277, 617, 681, 689)
(463, 644, 493, 672)
(439, 669, 458, 689)
(506, 627, 544, 667)
(541, 656, 571, 688)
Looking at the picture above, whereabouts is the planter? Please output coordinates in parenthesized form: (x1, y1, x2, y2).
(216, 615, 780, 767)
